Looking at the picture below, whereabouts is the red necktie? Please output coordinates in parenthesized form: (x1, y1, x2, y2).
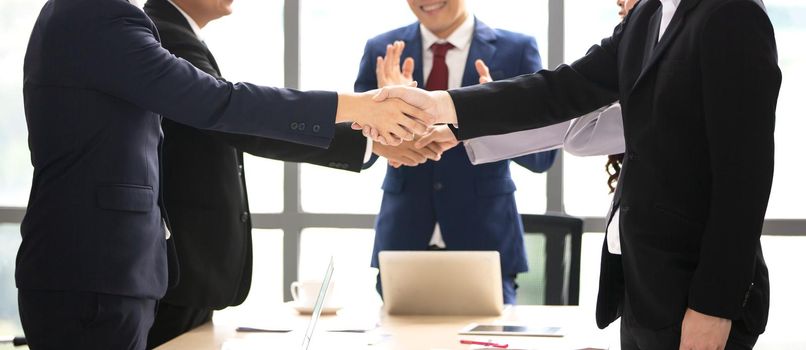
(425, 42, 454, 91)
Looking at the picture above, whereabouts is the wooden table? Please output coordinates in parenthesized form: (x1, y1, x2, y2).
(157, 304, 616, 350)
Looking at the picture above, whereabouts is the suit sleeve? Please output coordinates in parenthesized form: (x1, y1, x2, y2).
(448, 24, 623, 141)
(214, 125, 367, 172)
(85, 8, 337, 148)
(688, 1, 780, 320)
(509, 36, 559, 173)
(155, 21, 367, 172)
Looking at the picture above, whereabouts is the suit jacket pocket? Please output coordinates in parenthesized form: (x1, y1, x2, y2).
(381, 176, 404, 194)
(653, 203, 705, 229)
(96, 184, 154, 213)
(475, 177, 516, 197)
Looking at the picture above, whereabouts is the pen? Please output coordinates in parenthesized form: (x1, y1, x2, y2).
(0, 336, 27, 346)
(460, 339, 509, 348)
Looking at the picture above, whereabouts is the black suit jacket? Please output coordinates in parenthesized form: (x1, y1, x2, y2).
(144, 0, 367, 309)
(20, 0, 338, 301)
(449, 0, 780, 333)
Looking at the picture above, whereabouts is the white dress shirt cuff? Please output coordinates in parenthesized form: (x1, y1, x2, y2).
(363, 137, 373, 163)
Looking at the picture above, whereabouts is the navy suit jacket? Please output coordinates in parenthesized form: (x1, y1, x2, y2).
(19, 0, 338, 300)
(355, 19, 558, 276)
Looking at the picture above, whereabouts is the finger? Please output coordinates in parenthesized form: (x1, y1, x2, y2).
(375, 56, 385, 87)
(475, 59, 491, 78)
(391, 41, 404, 75)
(402, 57, 415, 81)
(414, 130, 437, 148)
(399, 103, 433, 133)
(425, 142, 443, 158)
(351, 122, 363, 130)
(385, 44, 398, 80)
(370, 127, 380, 142)
(373, 87, 389, 102)
(415, 144, 438, 161)
(475, 59, 492, 84)
(402, 148, 427, 164)
(362, 125, 371, 137)
(385, 124, 412, 144)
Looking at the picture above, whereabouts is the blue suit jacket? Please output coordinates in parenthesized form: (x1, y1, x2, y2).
(19, 0, 337, 300)
(355, 19, 558, 276)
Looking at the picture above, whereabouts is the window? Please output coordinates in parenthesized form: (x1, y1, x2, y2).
(298, 228, 380, 307)
(204, 0, 286, 213)
(0, 0, 40, 207)
(764, 1, 806, 219)
(299, 0, 552, 214)
(562, 0, 624, 217)
(0, 224, 21, 334)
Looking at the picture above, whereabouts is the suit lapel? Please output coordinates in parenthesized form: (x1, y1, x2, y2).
(462, 18, 496, 88)
(629, 0, 702, 94)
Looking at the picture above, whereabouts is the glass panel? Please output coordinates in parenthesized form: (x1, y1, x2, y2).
(565, 154, 615, 217)
(215, 229, 284, 322)
(511, 165, 548, 215)
(204, 0, 285, 213)
(299, 228, 380, 308)
(469, 0, 549, 63)
(0, 224, 22, 335)
(562, 0, 623, 216)
(299, 0, 550, 214)
(764, 2, 806, 218)
(0, 1, 41, 207)
(757, 235, 806, 348)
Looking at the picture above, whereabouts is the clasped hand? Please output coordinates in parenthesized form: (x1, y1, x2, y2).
(354, 41, 495, 166)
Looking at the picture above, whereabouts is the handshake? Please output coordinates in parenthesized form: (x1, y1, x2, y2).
(335, 41, 492, 168)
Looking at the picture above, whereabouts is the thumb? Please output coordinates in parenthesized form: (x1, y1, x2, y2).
(475, 59, 492, 83)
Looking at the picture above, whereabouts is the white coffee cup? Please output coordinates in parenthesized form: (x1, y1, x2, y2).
(290, 279, 337, 308)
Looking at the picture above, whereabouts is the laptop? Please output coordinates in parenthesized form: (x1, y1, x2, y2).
(378, 251, 504, 316)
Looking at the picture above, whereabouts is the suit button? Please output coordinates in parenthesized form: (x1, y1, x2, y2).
(240, 212, 249, 223)
(313, 124, 321, 133)
(290, 122, 298, 130)
(433, 182, 444, 191)
(298, 123, 306, 131)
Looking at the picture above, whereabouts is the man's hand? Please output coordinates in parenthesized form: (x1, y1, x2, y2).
(336, 91, 434, 146)
(373, 137, 443, 168)
(414, 125, 459, 154)
(377, 41, 415, 88)
(475, 59, 493, 84)
(679, 308, 732, 350)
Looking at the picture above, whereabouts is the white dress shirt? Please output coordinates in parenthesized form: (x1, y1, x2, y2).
(606, 0, 680, 255)
(420, 15, 475, 248)
(420, 15, 475, 90)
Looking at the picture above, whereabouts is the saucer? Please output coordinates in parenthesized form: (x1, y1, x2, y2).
(291, 302, 342, 315)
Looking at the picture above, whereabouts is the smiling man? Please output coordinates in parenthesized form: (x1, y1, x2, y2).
(355, 0, 558, 305)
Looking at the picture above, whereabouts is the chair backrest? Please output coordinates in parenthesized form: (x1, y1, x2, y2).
(518, 213, 584, 305)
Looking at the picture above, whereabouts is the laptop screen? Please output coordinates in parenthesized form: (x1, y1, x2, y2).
(301, 256, 335, 350)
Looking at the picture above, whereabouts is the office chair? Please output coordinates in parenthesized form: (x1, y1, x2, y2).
(517, 213, 583, 306)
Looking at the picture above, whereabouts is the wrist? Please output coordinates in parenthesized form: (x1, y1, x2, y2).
(433, 91, 458, 124)
(335, 92, 372, 123)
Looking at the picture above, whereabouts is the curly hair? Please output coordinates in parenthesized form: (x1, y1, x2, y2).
(605, 153, 624, 193)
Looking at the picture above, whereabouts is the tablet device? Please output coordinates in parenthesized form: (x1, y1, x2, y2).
(458, 323, 564, 337)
